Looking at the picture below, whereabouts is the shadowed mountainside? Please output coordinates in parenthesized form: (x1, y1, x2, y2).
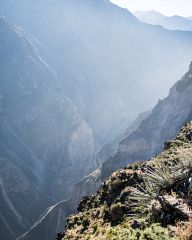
(0, 17, 95, 240)
(1, 1, 192, 239)
(1, 0, 192, 146)
(19, 63, 192, 240)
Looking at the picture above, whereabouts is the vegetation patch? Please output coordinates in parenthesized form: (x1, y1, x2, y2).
(60, 123, 192, 240)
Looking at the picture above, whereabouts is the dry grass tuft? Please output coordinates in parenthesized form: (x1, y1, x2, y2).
(176, 220, 192, 240)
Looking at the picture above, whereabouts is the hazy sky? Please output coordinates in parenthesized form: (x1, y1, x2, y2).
(110, 0, 192, 17)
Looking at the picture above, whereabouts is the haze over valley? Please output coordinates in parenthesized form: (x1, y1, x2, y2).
(0, 1, 192, 239)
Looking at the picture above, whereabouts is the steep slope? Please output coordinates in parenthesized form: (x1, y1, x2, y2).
(101, 61, 192, 179)
(1, 0, 192, 145)
(55, 60, 192, 238)
(0, 17, 95, 239)
(17, 169, 102, 240)
(17, 110, 151, 240)
(1, 1, 192, 238)
(134, 10, 192, 31)
(61, 122, 192, 240)
(90, 110, 152, 170)
(20, 62, 192, 240)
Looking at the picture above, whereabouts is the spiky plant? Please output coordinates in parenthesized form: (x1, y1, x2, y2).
(173, 149, 192, 173)
(172, 149, 192, 196)
(129, 156, 192, 219)
(143, 162, 175, 190)
(129, 179, 158, 216)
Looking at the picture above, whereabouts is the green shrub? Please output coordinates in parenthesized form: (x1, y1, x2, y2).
(106, 223, 177, 240)
(110, 178, 122, 191)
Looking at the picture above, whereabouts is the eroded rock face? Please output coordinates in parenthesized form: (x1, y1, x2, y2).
(1, 0, 192, 238)
(21, 110, 153, 240)
(18, 169, 102, 240)
(29, 61, 192, 240)
(0, 17, 95, 239)
(50, 62, 192, 239)
(101, 62, 192, 180)
(1, 0, 192, 146)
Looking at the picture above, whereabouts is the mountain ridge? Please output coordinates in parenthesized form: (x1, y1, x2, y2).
(1, 1, 192, 239)
(61, 122, 192, 239)
(134, 10, 192, 31)
(1, 0, 192, 146)
(101, 61, 192, 180)
(20, 62, 192, 240)
(0, 17, 96, 239)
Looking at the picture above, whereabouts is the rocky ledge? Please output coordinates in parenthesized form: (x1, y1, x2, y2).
(58, 122, 192, 240)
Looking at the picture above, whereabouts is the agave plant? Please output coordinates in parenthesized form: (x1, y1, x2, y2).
(173, 149, 192, 174)
(143, 162, 175, 190)
(129, 157, 192, 217)
(129, 179, 158, 215)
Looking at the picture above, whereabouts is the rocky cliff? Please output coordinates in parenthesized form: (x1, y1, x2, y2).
(21, 63, 192, 240)
(61, 122, 192, 240)
(17, 169, 102, 240)
(1, 1, 192, 239)
(17, 110, 151, 240)
(1, 0, 192, 146)
(0, 17, 95, 239)
(101, 61, 192, 180)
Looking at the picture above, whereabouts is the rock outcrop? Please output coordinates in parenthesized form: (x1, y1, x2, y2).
(1, 0, 192, 239)
(23, 61, 192, 240)
(17, 110, 152, 240)
(61, 122, 192, 240)
(101, 61, 192, 180)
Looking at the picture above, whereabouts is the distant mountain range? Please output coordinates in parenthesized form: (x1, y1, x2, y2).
(134, 10, 192, 31)
(1, 1, 192, 145)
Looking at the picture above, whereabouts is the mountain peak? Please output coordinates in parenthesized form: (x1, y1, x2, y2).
(134, 10, 164, 21)
(134, 10, 192, 31)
